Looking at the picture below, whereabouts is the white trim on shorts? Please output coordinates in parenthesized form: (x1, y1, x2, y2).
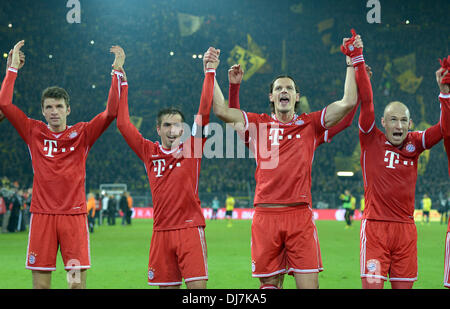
(444, 232, 450, 287)
(252, 269, 287, 278)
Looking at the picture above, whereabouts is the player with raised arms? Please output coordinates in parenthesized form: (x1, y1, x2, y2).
(212, 34, 359, 289)
(435, 56, 450, 288)
(0, 40, 125, 289)
(344, 29, 443, 289)
(116, 47, 221, 289)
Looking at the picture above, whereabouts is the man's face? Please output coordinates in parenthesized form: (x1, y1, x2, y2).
(269, 78, 300, 114)
(42, 98, 70, 131)
(157, 113, 184, 149)
(381, 104, 411, 146)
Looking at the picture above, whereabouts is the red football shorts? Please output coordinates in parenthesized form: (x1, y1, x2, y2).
(147, 226, 208, 286)
(251, 206, 323, 278)
(360, 219, 417, 283)
(444, 230, 450, 288)
(26, 213, 90, 271)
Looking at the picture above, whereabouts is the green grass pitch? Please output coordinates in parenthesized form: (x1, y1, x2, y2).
(0, 219, 448, 289)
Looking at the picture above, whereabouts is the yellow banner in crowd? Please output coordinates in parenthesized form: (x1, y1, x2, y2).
(227, 46, 266, 81)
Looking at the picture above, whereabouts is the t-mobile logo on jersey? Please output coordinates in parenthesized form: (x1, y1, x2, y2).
(43, 139, 75, 157)
(384, 150, 413, 169)
(268, 128, 284, 146)
(152, 159, 181, 177)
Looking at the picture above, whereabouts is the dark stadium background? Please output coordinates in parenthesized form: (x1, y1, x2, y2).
(0, 0, 448, 209)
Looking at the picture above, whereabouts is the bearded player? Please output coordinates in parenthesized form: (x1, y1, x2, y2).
(0, 40, 125, 288)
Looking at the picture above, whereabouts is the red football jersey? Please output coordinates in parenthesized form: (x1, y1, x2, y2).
(242, 109, 327, 206)
(0, 68, 122, 214)
(355, 59, 442, 223)
(360, 126, 440, 223)
(117, 70, 215, 231)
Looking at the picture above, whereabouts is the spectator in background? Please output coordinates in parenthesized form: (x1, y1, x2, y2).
(421, 193, 432, 224)
(107, 194, 116, 226)
(86, 193, 96, 233)
(211, 196, 220, 220)
(101, 192, 109, 225)
(94, 193, 102, 226)
(340, 189, 352, 229)
(119, 192, 129, 226)
(0, 192, 6, 233)
(225, 194, 235, 228)
(126, 192, 133, 225)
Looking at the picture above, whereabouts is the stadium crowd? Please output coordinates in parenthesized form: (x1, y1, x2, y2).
(1, 0, 449, 210)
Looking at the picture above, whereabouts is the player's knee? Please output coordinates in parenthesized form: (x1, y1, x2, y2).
(259, 275, 280, 289)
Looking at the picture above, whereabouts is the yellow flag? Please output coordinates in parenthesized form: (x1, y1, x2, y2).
(290, 3, 303, 14)
(392, 53, 416, 75)
(395, 70, 423, 94)
(227, 46, 266, 81)
(298, 96, 310, 114)
(317, 18, 334, 33)
(177, 12, 204, 37)
(130, 116, 143, 130)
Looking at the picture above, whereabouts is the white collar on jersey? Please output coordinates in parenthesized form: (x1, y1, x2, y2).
(271, 113, 299, 125)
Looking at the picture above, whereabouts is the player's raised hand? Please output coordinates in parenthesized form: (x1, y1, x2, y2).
(203, 47, 220, 70)
(10, 40, 25, 70)
(365, 64, 373, 79)
(341, 29, 363, 59)
(436, 68, 450, 93)
(228, 64, 244, 84)
(110, 45, 126, 70)
(6, 49, 25, 76)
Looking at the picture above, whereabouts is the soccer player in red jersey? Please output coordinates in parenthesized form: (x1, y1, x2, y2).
(227, 64, 374, 149)
(343, 31, 444, 289)
(435, 56, 450, 288)
(0, 41, 125, 288)
(116, 47, 220, 289)
(213, 37, 358, 289)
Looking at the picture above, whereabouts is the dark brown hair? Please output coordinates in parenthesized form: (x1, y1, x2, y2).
(41, 86, 70, 109)
(156, 107, 185, 127)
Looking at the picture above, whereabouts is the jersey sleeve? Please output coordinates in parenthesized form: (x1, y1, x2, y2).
(85, 70, 122, 147)
(422, 122, 443, 150)
(355, 61, 375, 134)
(187, 69, 216, 157)
(310, 108, 328, 139)
(319, 99, 360, 145)
(116, 80, 155, 161)
(0, 68, 33, 144)
(229, 83, 240, 109)
(439, 92, 450, 137)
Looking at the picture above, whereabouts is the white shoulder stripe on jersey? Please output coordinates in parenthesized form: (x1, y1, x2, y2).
(358, 121, 375, 134)
(439, 92, 450, 99)
(242, 110, 249, 131)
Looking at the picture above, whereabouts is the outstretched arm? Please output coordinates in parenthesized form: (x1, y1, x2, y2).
(212, 58, 245, 131)
(340, 30, 375, 134)
(437, 57, 450, 137)
(85, 46, 125, 147)
(322, 34, 358, 128)
(116, 69, 150, 162)
(228, 64, 244, 109)
(0, 40, 32, 142)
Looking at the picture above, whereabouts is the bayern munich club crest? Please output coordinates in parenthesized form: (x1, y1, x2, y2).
(148, 268, 155, 280)
(348, 44, 354, 51)
(28, 252, 37, 265)
(69, 131, 78, 139)
(405, 143, 416, 153)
